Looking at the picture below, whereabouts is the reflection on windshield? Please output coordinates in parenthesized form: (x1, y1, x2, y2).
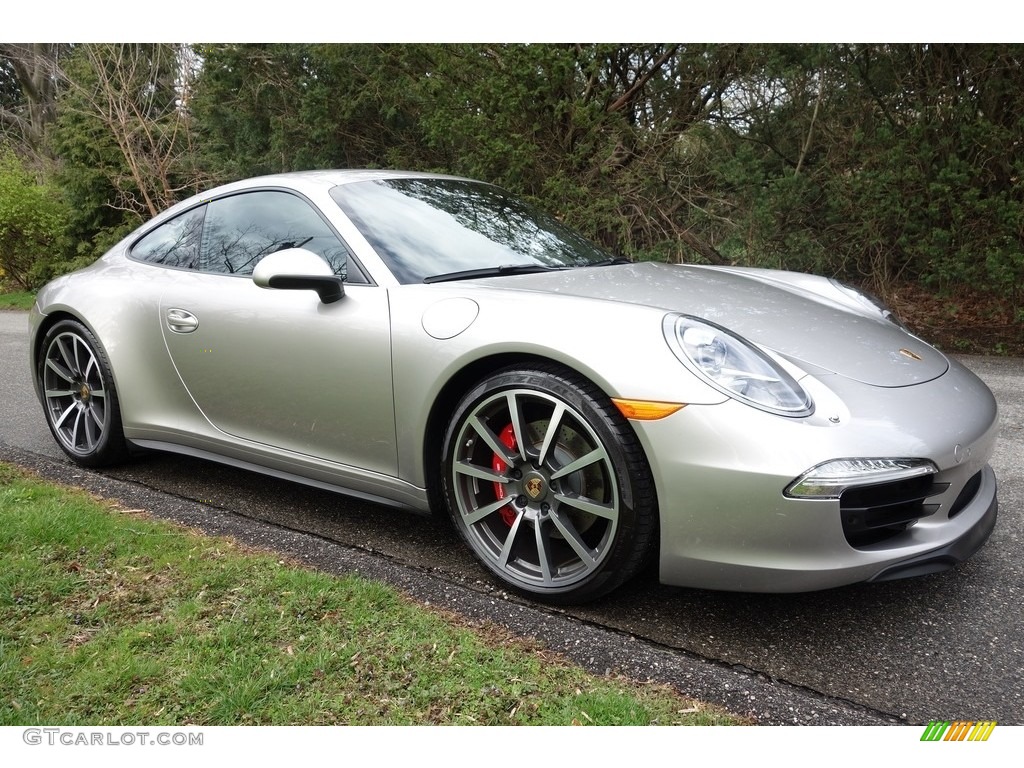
(329, 178, 612, 284)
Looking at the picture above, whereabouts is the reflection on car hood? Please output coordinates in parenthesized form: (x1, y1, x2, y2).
(475, 262, 948, 388)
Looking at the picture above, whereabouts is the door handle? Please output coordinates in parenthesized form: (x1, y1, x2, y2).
(166, 308, 199, 334)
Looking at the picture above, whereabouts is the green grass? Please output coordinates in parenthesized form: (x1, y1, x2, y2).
(0, 290, 34, 310)
(0, 463, 739, 726)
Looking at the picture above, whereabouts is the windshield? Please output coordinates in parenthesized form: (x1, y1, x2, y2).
(329, 178, 613, 284)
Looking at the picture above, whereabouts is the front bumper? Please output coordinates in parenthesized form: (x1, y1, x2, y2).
(637, 359, 1000, 592)
(867, 474, 997, 582)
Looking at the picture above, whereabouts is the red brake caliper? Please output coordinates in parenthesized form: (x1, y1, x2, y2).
(492, 424, 519, 527)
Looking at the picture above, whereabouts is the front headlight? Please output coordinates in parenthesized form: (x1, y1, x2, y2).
(663, 314, 813, 417)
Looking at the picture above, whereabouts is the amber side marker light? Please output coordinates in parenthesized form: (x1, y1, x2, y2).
(611, 398, 686, 420)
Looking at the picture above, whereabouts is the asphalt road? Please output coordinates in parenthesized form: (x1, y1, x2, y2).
(2, 309, 1021, 725)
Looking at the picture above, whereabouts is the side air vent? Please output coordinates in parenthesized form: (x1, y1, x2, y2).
(948, 471, 983, 519)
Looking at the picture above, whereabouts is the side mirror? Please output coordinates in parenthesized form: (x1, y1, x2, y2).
(252, 248, 345, 304)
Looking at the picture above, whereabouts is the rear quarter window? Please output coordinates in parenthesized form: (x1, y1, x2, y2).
(130, 206, 206, 269)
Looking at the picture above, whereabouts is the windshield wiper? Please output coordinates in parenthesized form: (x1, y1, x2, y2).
(423, 264, 569, 284)
(588, 257, 633, 267)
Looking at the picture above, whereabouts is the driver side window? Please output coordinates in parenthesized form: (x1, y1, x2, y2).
(200, 191, 367, 282)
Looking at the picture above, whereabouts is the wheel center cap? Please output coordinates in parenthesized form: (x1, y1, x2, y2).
(79, 384, 91, 401)
(522, 472, 547, 502)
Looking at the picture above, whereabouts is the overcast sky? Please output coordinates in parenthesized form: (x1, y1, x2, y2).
(3, 2, 1016, 44)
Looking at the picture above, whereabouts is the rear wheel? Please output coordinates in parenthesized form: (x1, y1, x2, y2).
(38, 319, 128, 467)
(441, 365, 657, 603)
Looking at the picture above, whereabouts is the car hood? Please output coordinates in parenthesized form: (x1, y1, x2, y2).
(476, 262, 948, 387)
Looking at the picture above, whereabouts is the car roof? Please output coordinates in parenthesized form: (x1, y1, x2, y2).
(226, 169, 473, 193)
(144, 169, 478, 230)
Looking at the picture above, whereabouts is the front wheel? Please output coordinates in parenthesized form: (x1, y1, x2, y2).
(441, 365, 657, 604)
(38, 319, 129, 467)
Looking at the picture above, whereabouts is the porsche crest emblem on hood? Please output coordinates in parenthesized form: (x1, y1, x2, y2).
(899, 348, 924, 361)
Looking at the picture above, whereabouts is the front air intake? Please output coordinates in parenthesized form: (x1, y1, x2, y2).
(840, 474, 947, 547)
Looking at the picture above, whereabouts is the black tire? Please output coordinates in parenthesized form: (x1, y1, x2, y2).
(441, 364, 657, 604)
(38, 319, 129, 467)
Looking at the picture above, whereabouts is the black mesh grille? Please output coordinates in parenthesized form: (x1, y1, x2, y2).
(840, 474, 945, 547)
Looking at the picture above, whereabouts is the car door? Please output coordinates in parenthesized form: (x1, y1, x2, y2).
(157, 189, 397, 476)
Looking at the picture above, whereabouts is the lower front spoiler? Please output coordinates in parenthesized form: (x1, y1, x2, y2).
(868, 489, 998, 582)
(656, 461, 999, 593)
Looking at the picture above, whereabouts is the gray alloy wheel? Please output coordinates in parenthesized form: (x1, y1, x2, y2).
(39, 320, 128, 467)
(442, 365, 656, 603)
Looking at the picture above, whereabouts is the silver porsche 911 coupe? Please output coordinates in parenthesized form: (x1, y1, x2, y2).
(29, 170, 999, 603)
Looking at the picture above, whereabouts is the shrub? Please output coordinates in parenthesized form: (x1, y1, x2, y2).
(0, 150, 71, 290)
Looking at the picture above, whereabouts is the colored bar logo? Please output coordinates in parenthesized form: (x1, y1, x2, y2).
(921, 721, 997, 741)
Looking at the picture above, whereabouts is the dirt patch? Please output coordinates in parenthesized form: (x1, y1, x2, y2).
(883, 283, 1024, 356)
